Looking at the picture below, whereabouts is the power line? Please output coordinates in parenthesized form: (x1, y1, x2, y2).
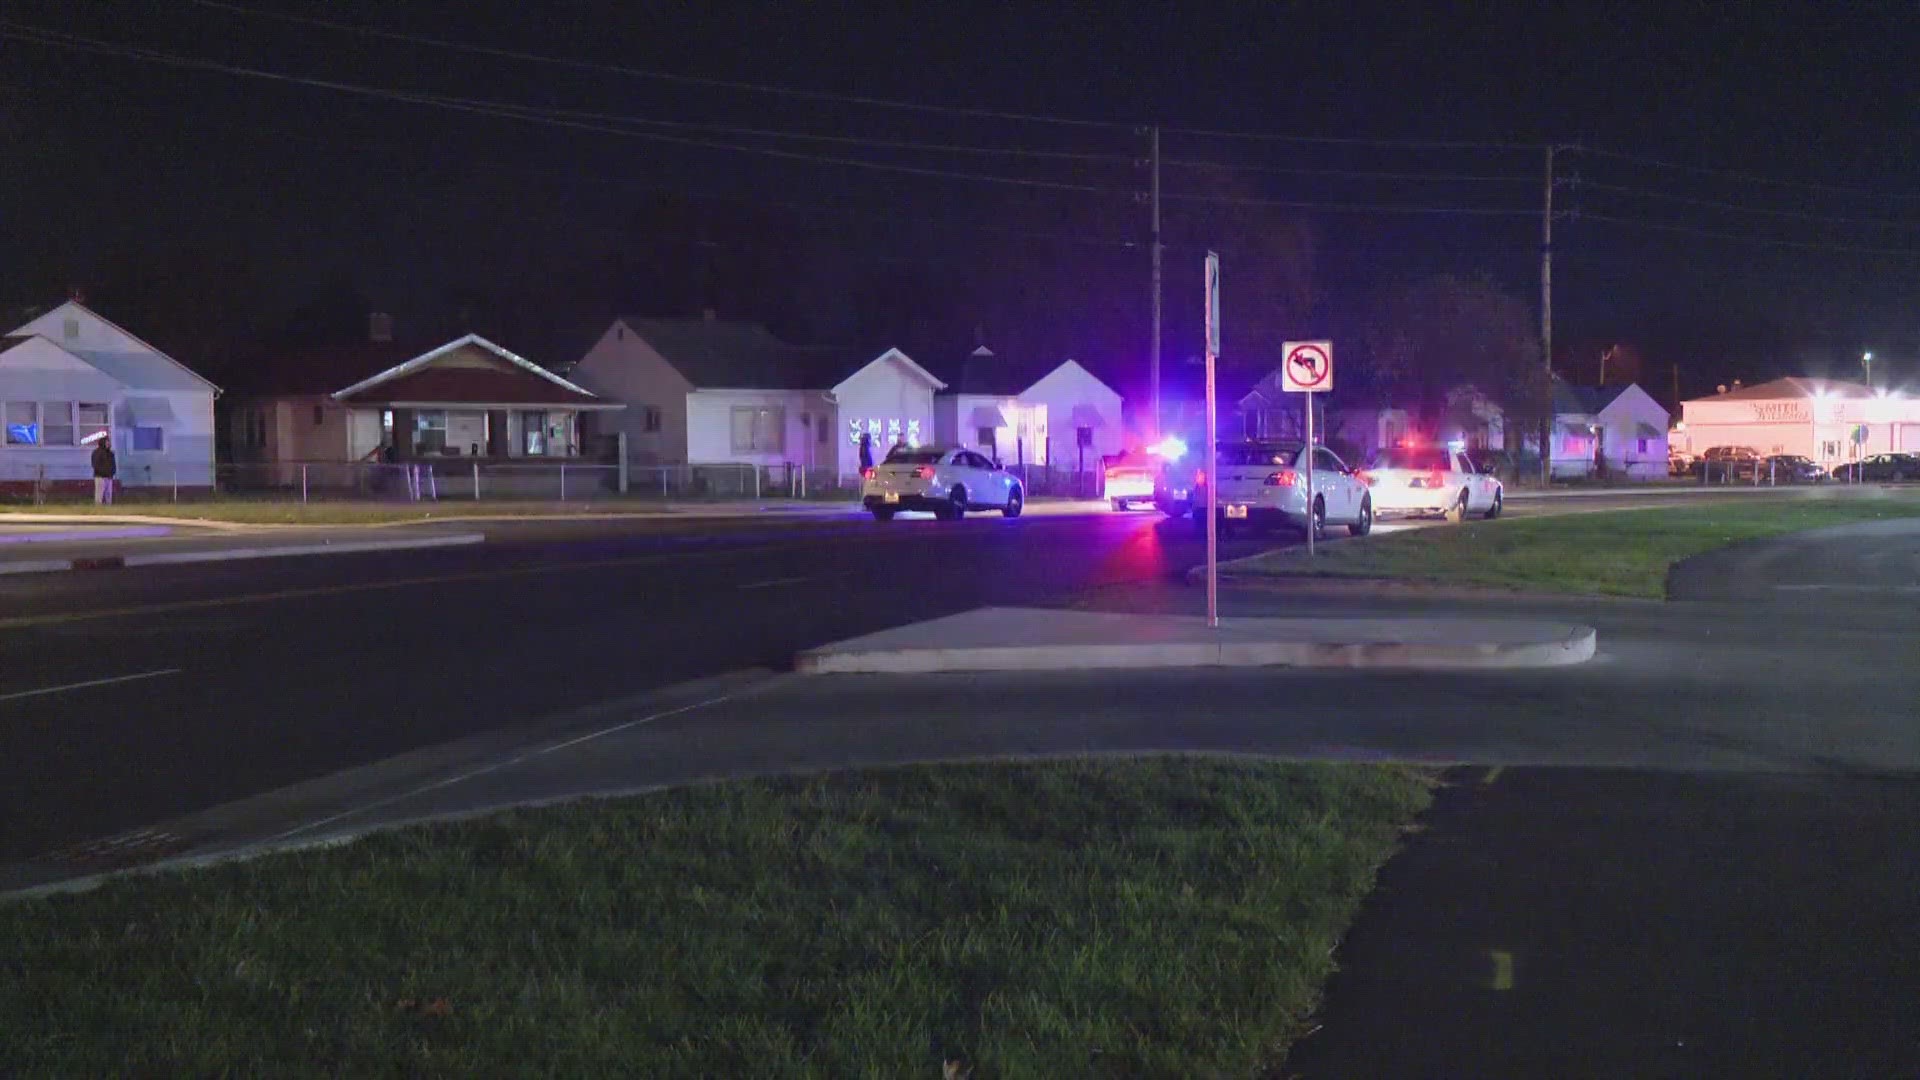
(183, 0, 1132, 130)
(1568, 179, 1920, 232)
(1577, 212, 1920, 258)
(1569, 144, 1920, 201)
(1160, 124, 1539, 151)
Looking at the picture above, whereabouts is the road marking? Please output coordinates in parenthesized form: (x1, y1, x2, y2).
(1774, 583, 1920, 594)
(0, 541, 809, 632)
(0, 668, 182, 704)
(1490, 949, 1514, 990)
(266, 689, 741, 843)
(1480, 765, 1504, 786)
(738, 575, 817, 590)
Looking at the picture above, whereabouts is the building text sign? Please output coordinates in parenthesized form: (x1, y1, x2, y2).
(1751, 403, 1809, 423)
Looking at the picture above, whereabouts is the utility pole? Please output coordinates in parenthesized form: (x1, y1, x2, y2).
(1539, 144, 1555, 486)
(1672, 362, 1681, 410)
(1150, 125, 1163, 440)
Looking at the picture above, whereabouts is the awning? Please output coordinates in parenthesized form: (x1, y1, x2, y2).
(968, 404, 1010, 429)
(1635, 421, 1664, 438)
(120, 397, 175, 424)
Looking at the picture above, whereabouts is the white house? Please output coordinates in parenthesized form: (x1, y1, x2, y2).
(570, 318, 946, 481)
(2, 301, 219, 494)
(1678, 377, 1920, 467)
(932, 346, 1048, 467)
(1549, 380, 1671, 479)
(1024, 358, 1125, 474)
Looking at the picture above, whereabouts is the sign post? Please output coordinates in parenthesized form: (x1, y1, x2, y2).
(1281, 340, 1334, 557)
(1204, 252, 1221, 628)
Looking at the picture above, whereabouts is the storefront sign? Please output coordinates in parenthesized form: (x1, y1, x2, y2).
(1750, 403, 1809, 423)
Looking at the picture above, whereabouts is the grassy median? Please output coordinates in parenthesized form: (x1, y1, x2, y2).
(0, 760, 1432, 1078)
(1229, 493, 1920, 597)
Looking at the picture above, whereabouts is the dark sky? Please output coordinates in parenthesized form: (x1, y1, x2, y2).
(4, 0, 1918, 393)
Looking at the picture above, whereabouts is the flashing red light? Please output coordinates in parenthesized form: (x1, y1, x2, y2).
(1193, 468, 1207, 486)
(915, 465, 936, 480)
(1264, 469, 1300, 487)
(861, 467, 875, 480)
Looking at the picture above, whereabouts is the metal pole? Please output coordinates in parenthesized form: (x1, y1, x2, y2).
(301, 463, 308, 504)
(1304, 394, 1316, 557)
(1150, 124, 1163, 441)
(1205, 348, 1218, 629)
(559, 463, 567, 501)
(473, 461, 481, 500)
(1539, 144, 1554, 487)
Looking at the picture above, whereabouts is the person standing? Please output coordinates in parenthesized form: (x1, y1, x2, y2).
(91, 434, 116, 505)
(858, 432, 874, 473)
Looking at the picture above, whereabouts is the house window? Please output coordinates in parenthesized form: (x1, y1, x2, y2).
(730, 406, 785, 453)
(1636, 437, 1650, 454)
(40, 402, 75, 446)
(641, 405, 662, 434)
(313, 405, 326, 426)
(520, 411, 548, 456)
(78, 403, 110, 444)
(415, 410, 448, 453)
(977, 426, 996, 448)
(132, 426, 165, 452)
(5, 401, 37, 445)
(818, 415, 830, 446)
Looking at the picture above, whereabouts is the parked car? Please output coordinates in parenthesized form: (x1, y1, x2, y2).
(1830, 452, 1920, 482)
(1694, 445, 1761, 481)
(1668, 451, 1694, 477)
(862, 446, 1024, 521)
(1102, 450, 1158, 511)
(1761, 454, 1824, 483)
(1360, 445, 1504, 520)
(1191, 440, 1372, 538)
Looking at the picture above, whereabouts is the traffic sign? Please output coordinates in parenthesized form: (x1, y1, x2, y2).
(1281, 340, 1333, 393)
(1204, 252, 1221, 357)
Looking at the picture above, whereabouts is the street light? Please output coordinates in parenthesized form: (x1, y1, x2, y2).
(1863, 351, 1874, 389)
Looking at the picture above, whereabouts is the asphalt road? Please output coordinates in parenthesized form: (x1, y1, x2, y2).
(0, 491, 1781, 862)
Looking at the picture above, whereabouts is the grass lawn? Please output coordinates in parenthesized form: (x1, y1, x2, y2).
(1229, 493, 1920, 597)
(0, 498, 849, 525)
(0, 760, 1432, 1078)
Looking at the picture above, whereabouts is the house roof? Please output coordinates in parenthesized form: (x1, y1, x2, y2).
(1684, 376, 1875, 404)
(8, 301, 220, 393)
(937, 346, 1044, 397)
(224, 340, 429, 396)
(620, 318, 850, 389)
(333, 335, 607, 406)
(1553, 380, 1631, 416)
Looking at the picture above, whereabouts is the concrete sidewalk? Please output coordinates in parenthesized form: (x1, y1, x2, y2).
(0, 526, 484, 575)
(795, 607, 1597, 673)
(0, 524, 173, 544)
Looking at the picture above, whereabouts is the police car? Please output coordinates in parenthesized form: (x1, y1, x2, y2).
(1359, 443, 1504, 520)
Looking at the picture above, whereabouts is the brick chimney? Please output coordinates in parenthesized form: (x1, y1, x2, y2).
(369, 312, 394, 343)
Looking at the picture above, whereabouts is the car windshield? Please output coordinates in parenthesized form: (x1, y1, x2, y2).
(1215, 443, 1301, 466)
(1368, 447, 1452, 471)
(882, 448, 944, 464)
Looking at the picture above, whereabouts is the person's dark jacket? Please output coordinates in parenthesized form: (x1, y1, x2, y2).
(91, 443, 116, 479)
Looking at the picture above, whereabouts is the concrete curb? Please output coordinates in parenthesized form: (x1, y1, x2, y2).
(797, 609, 1598, 674)
(0, 513, 265, 531)
(0, 533, 486, 576)
(0, 526, 172, 544)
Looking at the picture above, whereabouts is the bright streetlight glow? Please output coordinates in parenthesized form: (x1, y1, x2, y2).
(1148, 435, 1188, 461)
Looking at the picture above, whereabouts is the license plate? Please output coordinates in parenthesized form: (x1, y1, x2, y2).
(883, 491, 900, 503)
(1225, 504, 1248, 519)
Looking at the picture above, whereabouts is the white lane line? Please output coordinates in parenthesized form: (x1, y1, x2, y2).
(0, 668, 183, 704)
(266, 690, 740, 843)
(738, 575, 815, 590)
(1774, 583, 1920, 593)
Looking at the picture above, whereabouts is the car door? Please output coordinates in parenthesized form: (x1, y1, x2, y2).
(1313, 447, 1354, 521)
(1457, 451, 1493, 505)
(959, 451, 1002, 505)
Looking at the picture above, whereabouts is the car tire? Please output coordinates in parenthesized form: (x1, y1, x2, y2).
(1003, 486, 1024, 518)
(1309, 497, 1326, 540)
(871, 508, 896, 522)
(1348, 496, 1373, 537)
(941, 485, 967, 521)
(1484, 489, 1503, 519)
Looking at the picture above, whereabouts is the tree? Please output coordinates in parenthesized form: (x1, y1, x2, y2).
(1162, 170, 1317, 375)
(1356, 272, 1542, 406)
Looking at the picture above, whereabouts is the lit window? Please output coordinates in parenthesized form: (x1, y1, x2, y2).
(5, 401, 36, 445)
(415, 410, 448, 453)
(730, 406, 785, 453)
(78, 403, 109, 444)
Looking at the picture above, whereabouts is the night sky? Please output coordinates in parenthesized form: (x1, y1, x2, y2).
(4, 0, 1917, 395)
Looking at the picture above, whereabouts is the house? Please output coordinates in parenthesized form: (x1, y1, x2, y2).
(1678, 377, 1920, 468)
(1022, 357, 1125, 475)
(1548, 380, 1671, 479)
(1321, 386, 1507, 464)
(932, 346, 1048, 467)
(222, 317, 621, 489)
(2, 300, 219, 495)
(568, 317, 946, 481)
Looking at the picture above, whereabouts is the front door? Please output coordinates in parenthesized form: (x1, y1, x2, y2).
(521, 411, 547, 456)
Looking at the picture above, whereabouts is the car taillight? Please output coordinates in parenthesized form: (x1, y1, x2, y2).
(1426, 470, 1446, 488)
(1264, 469, 1299, 487)
(915, 466, 936, 480)
(861, 467, 875, 480)
(1355, 470, 1375, 487)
